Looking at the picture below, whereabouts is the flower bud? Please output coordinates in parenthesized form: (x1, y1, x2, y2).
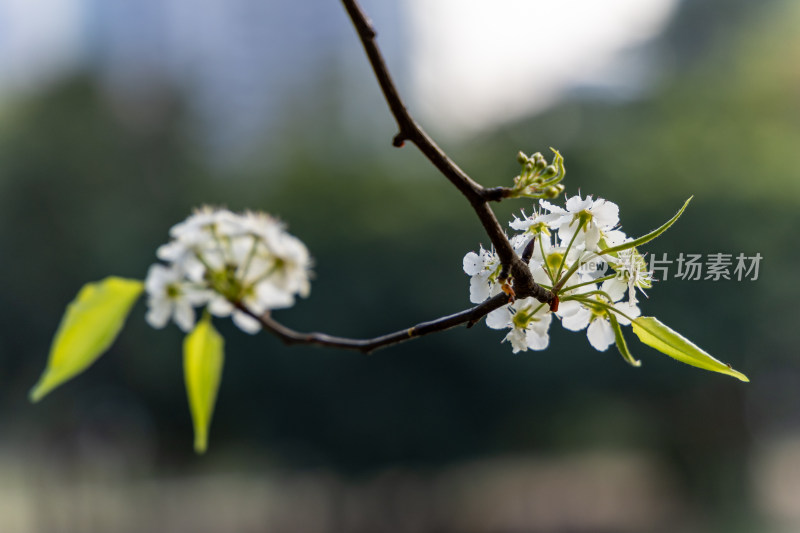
(516, 151, 529, 165)
(532, 153, 546, 171)
(543, 185, 561, 198)
(542, 165, 558, 179)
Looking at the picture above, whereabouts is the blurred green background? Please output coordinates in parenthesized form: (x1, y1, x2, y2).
(0, 0, 798, 531)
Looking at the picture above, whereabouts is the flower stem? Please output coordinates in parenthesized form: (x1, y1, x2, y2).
(556, 220, 585, 281)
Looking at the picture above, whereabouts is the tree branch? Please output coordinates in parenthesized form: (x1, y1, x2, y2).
(237, 293, 511, 354)
(246, 1, 556, 355)
(340, 0, 553, 306)
(341, 0, 482, 200)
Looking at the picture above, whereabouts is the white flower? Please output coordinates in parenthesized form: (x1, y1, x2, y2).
(261, 227, 312, 300)
(144, 264, 210, 332)
(529, 238, 590, 287)
(540, 195, 619, 251)
(483, 297, 552, 353)
(157, 207, 237, 280)
(558, 294, 640, 351)
(460, 187, 654, 356)
(230, 222, 311, 310)
(238, 210, 282, 241)
(509, 207, 552, 234)
(507, 298, 553, 352)
(602, 249, 653, 304)
(463, 246, 503, 304)
(168, 206, 241, 241)
(146, 206, 313, 334)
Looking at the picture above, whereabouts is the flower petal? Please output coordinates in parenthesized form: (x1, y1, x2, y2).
(208, 297, 234, 317)
(613, 300, 641, 326)
(255, 282, 295, 310)
(539, 200, 565, 214)
(505, 328, 528, 353)
(601, 278, 627, 302)
(525, 328, 549, 350)
(591, 199, 619, 228)
(232, 311, 262, 334)
(462, 252, 483, 276)
(603, 230, 628, 248)
(566, 195, 593, 212)
(509, 216, 532, 232)
(486, 307, 510, 329)
(556, 299, 583, 317)
(173, 300, 197, 333)
(561, 307, 591, 331)
(587, 318, 615, 351)
(145, 298, 172, 329)
(584, 225, 602, 251)
(469, 274, 491, 304)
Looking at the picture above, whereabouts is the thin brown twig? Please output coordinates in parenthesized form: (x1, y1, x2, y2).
(341, 2, 507, 263)
(340, 0, 552, 305)
(237, 293, 511, 354)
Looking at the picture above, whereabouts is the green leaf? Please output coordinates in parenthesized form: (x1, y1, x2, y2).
(600, 197, 692, 255)
(631, 316, 748, 382)
(184, 313, 225, 454)
(609, 313, 640, 367)
(30, 277, 143, 402)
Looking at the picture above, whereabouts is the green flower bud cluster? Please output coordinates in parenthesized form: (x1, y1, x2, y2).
(510, 148, 566, 199)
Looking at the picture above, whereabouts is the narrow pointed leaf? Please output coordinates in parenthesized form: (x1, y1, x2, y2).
(609, 313, 640, 367)
(631, 316, 748, 382)
(184, 314, 225, 454)
(30, 277, 143, 402)
(600, 197, 692, 255)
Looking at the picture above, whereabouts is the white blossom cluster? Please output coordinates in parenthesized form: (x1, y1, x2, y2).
(145, 206, 312, 334)
(464, 194, 652, 354)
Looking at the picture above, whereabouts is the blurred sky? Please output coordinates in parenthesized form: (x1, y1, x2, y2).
(407, 0, 678, 133)
(0, 0, 678, 158)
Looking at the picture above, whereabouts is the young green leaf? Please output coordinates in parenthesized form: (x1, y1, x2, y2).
(609, 313, 640, 367)
(184, 313, 225, 454)
(631, 316, 748, 382)
(600, 197, 692, 255)
(30, 277, 143, 402)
